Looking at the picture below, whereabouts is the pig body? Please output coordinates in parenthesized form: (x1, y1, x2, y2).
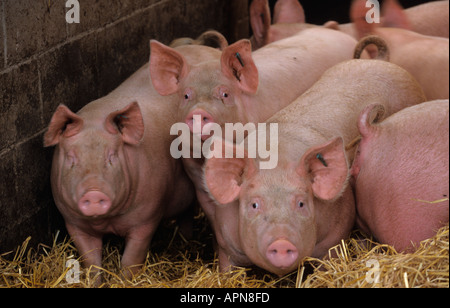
(204, 59, 426, 275)
(150, 28, 358, 272)
(351, 100, 449, 252)
(44, 61, 196, 274)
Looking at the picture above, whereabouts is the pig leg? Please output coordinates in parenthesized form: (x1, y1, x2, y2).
(121, 225, 155, 278)
(218, 247, 234, 272)
(66, 224, 103, 269)
(66, 224, 103, 285)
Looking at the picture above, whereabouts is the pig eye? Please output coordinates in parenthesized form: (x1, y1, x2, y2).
(217, 86, 233, 105)
(252, 202, 260, 209)
(298, 201, 305, 208)
(183, 88, 194, 101)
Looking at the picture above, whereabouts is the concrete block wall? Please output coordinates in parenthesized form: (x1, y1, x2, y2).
(0, 0, 249, 253)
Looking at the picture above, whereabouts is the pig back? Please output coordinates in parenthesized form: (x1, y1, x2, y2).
(267, 59, 426, 163)
(248, 28, 358, 123)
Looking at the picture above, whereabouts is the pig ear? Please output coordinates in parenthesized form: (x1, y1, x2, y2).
(381, 0, 411, 30)
(105, 102, 144, 145)
(150, 40, 189, 96)
(297, 137, 349, 201)
(44, 105, 83, 147)
(358, 103, 386, 138)
(204, 139, 257, 205)
(221, 40, 259, 94)
(273, 0, 306, 24)
(250, 0, 271, 48)
(350, 0, 376, 38)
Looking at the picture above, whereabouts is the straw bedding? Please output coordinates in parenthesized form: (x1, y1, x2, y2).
(0, 214, 448, 288)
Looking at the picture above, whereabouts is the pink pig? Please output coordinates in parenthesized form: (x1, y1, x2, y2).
(351, 100, 449, 252)
(204, 59, 426, 276)
(44, 61, 196, 276)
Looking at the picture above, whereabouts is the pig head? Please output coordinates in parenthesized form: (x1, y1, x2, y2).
(150, 38, 258, 142)
(44, 102, 143, 220)
(204, 137, 354, 276)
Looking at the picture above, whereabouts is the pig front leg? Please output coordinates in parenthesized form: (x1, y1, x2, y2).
(66, 224, 103, 286)
(121, 224, 156, 278)
(66, 224, 103, 269)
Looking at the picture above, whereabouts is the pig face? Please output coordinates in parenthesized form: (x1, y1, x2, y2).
(44, 102, 144, 218)
(205, 137, 349, 276)
(150, 40, 259, 142)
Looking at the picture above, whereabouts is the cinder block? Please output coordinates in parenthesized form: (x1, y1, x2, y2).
(0, 151, 17, 237)
(4, 0, 67, 66)
(96, 13, 152, 97)
(14, 135, 54, 218)
(0, 3, 4, 70)
(0, 71, 15, 151)
(0, 135, 61, 253)
(0, 61, 40, 151)
(39, 34, 98, 122)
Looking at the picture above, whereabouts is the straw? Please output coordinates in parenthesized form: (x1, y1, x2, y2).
(1, 222, 447, 288)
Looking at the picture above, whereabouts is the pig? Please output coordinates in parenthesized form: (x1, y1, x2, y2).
(204, 59, 426, 276)
(149, 28, 359, 271)
(43, 59, 200, 276)
(351, 100, 449, 252)
(352, 2, 450, 100)
(250, 0, 449, 51)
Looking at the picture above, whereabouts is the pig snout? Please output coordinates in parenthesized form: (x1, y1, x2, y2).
(266, 239, 299, 269)
(185, 109, 215, 141)
(78, 190, 112, 217)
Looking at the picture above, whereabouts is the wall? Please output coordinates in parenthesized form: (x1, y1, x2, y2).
(0, 0, 249, 253)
